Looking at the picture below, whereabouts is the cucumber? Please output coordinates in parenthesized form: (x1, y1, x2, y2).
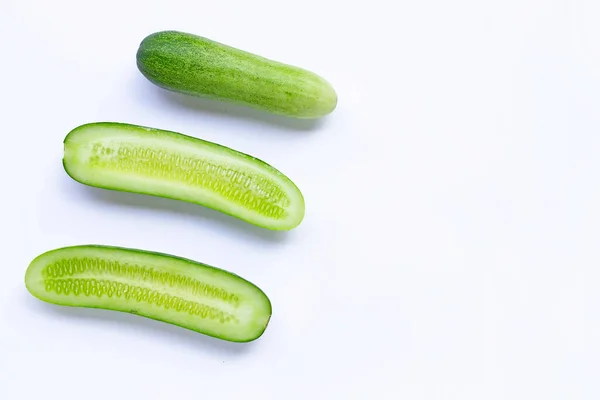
(136, 30, 337, 119)
(63, 122, 305, 231)
(25, 245, 272, 342)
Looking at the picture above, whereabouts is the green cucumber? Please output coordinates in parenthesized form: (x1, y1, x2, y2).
(63, 122, 305, 231)
(25, 245, 272, 342)
(136, 30, 337, 119)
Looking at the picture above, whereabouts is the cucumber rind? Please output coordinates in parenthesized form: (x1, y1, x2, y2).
(25, 245, 272, 343)
(62, 122, 305, 231)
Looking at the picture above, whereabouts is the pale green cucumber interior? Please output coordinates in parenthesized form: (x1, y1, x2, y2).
(63, 123, 305, 230)
(25, 246, 272, 342)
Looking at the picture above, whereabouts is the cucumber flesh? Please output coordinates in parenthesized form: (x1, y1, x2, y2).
(25, 245, 272, 343)
(136, 30, 338, 119)
(63, 122, 305, 231)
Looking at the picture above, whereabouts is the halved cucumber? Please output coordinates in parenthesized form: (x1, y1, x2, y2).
(63, 122, 305, 231)
(25, 245, 272, 342)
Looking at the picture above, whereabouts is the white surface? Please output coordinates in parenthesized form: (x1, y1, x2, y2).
(1, 1, 598, 399)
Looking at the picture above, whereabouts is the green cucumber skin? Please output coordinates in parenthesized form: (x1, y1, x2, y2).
(136, 30, 337, 119)
(25, 245, 272, 343)
(63, 122, 305, 231)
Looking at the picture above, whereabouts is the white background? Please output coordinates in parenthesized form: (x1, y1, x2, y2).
(0, 0, 598, 399)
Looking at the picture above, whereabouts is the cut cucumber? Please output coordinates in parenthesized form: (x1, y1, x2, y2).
(136, 30, 337, 119)
(63, 122, 305, 231)
(25, 245, 272, 342)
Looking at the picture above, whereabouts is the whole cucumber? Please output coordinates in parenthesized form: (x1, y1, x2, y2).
(136, 30, 337, 119)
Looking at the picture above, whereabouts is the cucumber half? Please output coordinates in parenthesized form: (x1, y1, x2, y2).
(63, 122, 305, 231)
(25, 245, 272, 342)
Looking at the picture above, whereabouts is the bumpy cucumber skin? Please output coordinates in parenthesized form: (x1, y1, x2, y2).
(62, 122, 305, 231)
(136, 30, 338, 119)
(25, 245, 272, 343)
